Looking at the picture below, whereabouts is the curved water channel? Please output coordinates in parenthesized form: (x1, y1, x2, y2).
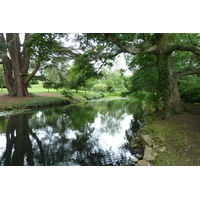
(0, 99, 145, 166)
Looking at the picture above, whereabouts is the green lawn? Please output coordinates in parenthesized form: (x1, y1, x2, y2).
(28, 82, 58, 93)
(0, 82, 58, 95)
(0, 88, 8, 95)
(0, 82, 123, 103)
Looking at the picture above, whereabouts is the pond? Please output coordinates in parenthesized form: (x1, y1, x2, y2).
(0, 99, 145, 166)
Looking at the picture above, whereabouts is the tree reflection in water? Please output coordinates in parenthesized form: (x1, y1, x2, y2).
(0, 99, 145, 166)
(1, 114, 38, 166)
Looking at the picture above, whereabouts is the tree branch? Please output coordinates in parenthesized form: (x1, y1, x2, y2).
(132, 33, 139, 46)
(176, 68, 200, 79)
(23, 59, 40, 84)
(21, 33, 30, 73)
(0, 33, 6, 44)
(167, 45, 200, 56)
(188, 34, 200, 48)
(104, 33, 156, 55)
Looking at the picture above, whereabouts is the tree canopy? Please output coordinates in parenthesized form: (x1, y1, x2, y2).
(72, 33, 200, 118)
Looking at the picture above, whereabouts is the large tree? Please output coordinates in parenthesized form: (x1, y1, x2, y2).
(75, 33, 200, 118)
(0, 33, 66, 97)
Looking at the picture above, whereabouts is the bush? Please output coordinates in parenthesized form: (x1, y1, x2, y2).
(92, 84, 107, 92)
(121, 91, 129, 97)
(107, 86, 115, 92)
(105, 91, 122, 97)
(61, 90, 73, 99)
(179, 75, 200, 102)
(30, 79, 39, 85)
(84, 93, 102, 100)
(99, 92, 105, 98)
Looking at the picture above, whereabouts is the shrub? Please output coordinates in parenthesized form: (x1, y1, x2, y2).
(61, 90, 73, 99)
(84, 93, 102, 100)
(30, 79, 39, 85)
(179, 75, 200, 102)
(99, 93, 105, 98)
(92, 84, 107, 92)
(121, 91, 129, 97)
(107, 86, 115, 92)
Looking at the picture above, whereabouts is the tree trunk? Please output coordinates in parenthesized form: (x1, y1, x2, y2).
(155, 34, 183, 118)
(1, 33, 33, 97)
(166, 74, 183, 114)
(104, 33, 200, 118)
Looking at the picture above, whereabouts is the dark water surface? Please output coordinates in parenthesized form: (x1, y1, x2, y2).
(0, 99, 145, 166)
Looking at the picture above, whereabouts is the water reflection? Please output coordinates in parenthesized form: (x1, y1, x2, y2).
(0, 99, 145, 166)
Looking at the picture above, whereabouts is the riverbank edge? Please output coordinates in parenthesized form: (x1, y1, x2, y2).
(135, 130, 167, 166)
(0, 96, 71, 116)
(0, 94, 125, 116)
(135, 112, 168, 166)
(135, 105, 200, 166)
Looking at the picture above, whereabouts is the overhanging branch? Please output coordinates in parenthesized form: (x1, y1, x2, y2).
(176, 68, 200, 79)
(104, 33, 156, 55)
(23, 59, 40, 84)
(167, 45, 200, 56)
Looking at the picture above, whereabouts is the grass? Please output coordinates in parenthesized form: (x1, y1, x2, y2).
(0, 83, 124, 112)
(143, 112, 200, 166)
(0, 82, 58, 95)
(0, 96, 71, 112)
(29, 82, 58, 93)
(0, 88, 8, 95)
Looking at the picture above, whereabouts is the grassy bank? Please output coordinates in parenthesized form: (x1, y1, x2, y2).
(0, 90, 122, 113)
(143, 108, 200, 166)
(0, 95, 71, 112)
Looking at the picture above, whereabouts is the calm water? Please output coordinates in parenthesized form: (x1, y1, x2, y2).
(0, 99, 145, 166)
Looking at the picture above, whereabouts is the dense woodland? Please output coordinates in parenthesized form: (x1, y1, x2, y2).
(0, 33, 200, 118)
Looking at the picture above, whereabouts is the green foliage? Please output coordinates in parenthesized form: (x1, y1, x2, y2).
(105, 91, 122, 97)
(61, 90, 73, 99)
(179, 75, 200, 102)
(67, 61, 100, 92)
(0, 64, 5, 88)
(24, 33, 64, 61)
(83, 93, 103, 100)
(41, 56, 69, 86)
(43, 81, 54, 90)
(0, 43, 8, 58)
(92, 84, 107, 92)
(43, 80, 66, 92)
(30, 79, 39, 85)
(124, 54, 158, 103)
(0, 96, 69, 111)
